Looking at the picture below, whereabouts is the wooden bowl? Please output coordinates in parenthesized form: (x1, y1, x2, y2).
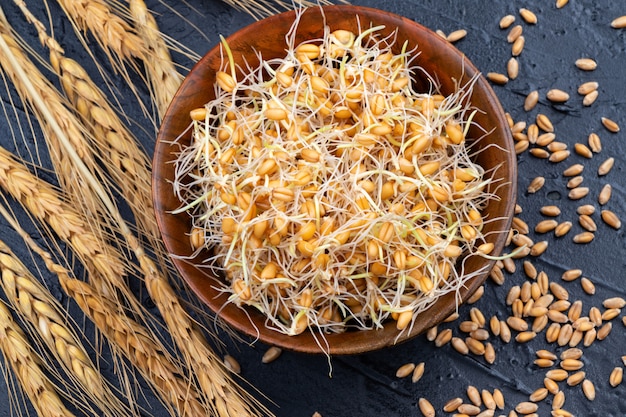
(153, 5, 517, 355)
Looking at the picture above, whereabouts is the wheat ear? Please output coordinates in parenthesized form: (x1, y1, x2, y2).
(0, 300, 76, 417)
(14, 0, 161, 248)
(126, 0, 183, 120)
(0, 232, 137, 417)
(0, 197, 208, 417)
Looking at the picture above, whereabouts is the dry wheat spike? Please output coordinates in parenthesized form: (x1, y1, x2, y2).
(0, 299, 76, 417)
(0, 236, 138, 417)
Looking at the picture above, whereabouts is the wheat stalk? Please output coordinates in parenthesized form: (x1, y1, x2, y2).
(0, 231, 137, 417)
(0, 299, 76, 417)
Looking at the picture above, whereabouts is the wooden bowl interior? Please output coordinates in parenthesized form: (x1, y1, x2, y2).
(153, 5, 517, 354)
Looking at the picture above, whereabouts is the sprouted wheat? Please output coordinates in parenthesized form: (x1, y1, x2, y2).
(173, 17, 498, 338)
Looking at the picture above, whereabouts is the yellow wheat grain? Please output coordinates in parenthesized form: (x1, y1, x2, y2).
(0, 300, 76, 417)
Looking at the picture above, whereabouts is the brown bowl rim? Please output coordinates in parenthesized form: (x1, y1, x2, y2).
(152, 5, 517, 355)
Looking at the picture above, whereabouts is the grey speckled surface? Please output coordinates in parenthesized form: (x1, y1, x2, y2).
(0, 1, 625, 416)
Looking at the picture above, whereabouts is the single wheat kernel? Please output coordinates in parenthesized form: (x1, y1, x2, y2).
(610, 367, 623, 387)
(262, 346, 282, 364)
(524, 90, 539, 111)
(536, 349, 557, 360)
(583, 90, 599, 106)
(546, 369, 569, 382)
(426, 325, 438, 342)
(603, 297, 626, 309)
(507, 58, 519, 79)
(601, 210, 621, 229)
(443, 397, 463, 412)
(546, 323, 561, 343)
(536, 132, 556, 146)
(471, 329, 490, 341)
(418, 398, 436, 417)
(535, 220, 559, 233)
(569, 330, 583, 347)
(554, 221, 572, 237)
(530, 241, 548, 256)
(536, 114, 554, 132)
(611, 15, 626, 28)
(467, 385, 482, 406)
(583, 328, 597, 347)
(445, 312, 460, 322)
(451, 337, 469, 355)
(396, 362, 416, 378)
(515, 140, 530, 154)
(579, 214, 597, 232)
(597, 157, 614, 176)
(507, 24, 523, 42)
(530, 148, 550, 159)
(411, 362, 425, 383)
(466, 337, 486, 355)
(598, 184, 612, 205)
(597, 322, 612, 340)
(547, 89, 570, 102)
(535, 358, 555, 368)
(500, 320, 512, 343)
(513, 233, 534, 248)
(223, 354, 241, 374)
(516, 331, 537, 343)
(568, 300, 583, 322)
(547, 310, 569, 323)
(515, 402, 538, 414)
(458, 403, 481, 415)
(580, 277, 595, 295)
(575, 58, 597, 71)
(435, 328, 453, 347)
(512, 36, 525, 56)
(500, 14, 516, 29)
(507, 316, 529, 332)
(577, 205, 596, 215)
(588, 307, 602, 326)
(484, 343, 496, 364)
(578, 81, 599, 95)
(467, 286, 485, 304)
(561, 359, 584, 371)
(548, 141, 568, 152)
(529, 387, 548, 402)
(566, 176, 583, 189)
(573, 232, 594, 243)
(489, 265, 505, 285)
(587, 132, 602, 152)
(562, 269, 582, 281)
(493, 389, 505, 409)
(556, 0, 569, 7)
(519, 8, 538, 24)
(601, 117, 620, 133)
(487, 72, 509, 84)
(447, 29, 468, 43)
(601, 308, 620, 321)
(549, 150, 570, 163)
(506, 285, 521, 305)
(523, 261, 537, 279)
(557, 324, 574, 346)
(568, 187, 589, 200)
(535, 294, 555, 309)
(574, 143, 593, 158)
(582, 379, 596, 401)
(563, 164, 584, 176)
(553, 391, 566, 410)
(470, 307, 486, 328)
(544, 377, 559, 394)
(527, 177, 545, 193)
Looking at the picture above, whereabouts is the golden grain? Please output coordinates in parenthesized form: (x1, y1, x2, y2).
(447, 29, 468, 43)
(601, 117, 620, 132)
(262, 346, 282, 364)
(556, 0, 569, 7)
(557, 323, 574, 346)
(536, 132, 556, 146)
(611, 16, 626, 28)
(603, 297, 626, 309)
(546, 369, 569, 382)
(535, 358, 555, 368)
(512, 36, 525, 56)
(589, 307, 602, 326)
(458, 403, 482, 415)
(577, 205, 596, 215)
(523, 90, 539, 111)
(530, 241, 548, 256)
(554, 221, 572, 237)
(515, 401, 538, 414)
(500, 14, 516, 29)
(580, 277, 596, 295)
(444, 397, 463, 412)
(598, 157, 615, 176)
(412, 362, 426, 383)
(426, 326, 438, 342)
(396, 362, 416, 378)
(601, 308, 620, 321)
(529, 387, 548, 403)
(519, 8, 537, 24)
(583, 328, 597, 347)
(418, 398, 436, 417)
(535, 220, 559, 233)
(563, 164, 584, 176)
(610, 367, 623, 387)
(527, 177, 545, 193)
(467, 385, 482, 406)
(583, 90, 599, 106)
(561, 358, 584, 371)
(566, 176, 583, 189)
(601, 209, 621, 229)
(597, 322, 613, 340)
(500, 320, 512, 343)
(467, 285, 485, 304)
(598, 184, 612, 205)
(568, 187, 589, 200)
(578, 214, 597, 232)
(507, 24, 523, 42)
(582, 379, 596, 401)
(487, 72, 509, 84)
(549, 150, 570, 163)
(574, 143, 593, 158)
(516, 331, 537, 343)
(546, 89, 570, 102)
(435, 328, 453, 347)
(544, 377, 559, 394)
(578, 81, 599, 95)
(548, 141, 568, 152)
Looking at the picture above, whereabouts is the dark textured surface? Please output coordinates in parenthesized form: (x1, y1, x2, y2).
(1, 1, 625, 416)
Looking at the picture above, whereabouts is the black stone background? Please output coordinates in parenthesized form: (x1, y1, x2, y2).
(0, 0, 625, 416)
